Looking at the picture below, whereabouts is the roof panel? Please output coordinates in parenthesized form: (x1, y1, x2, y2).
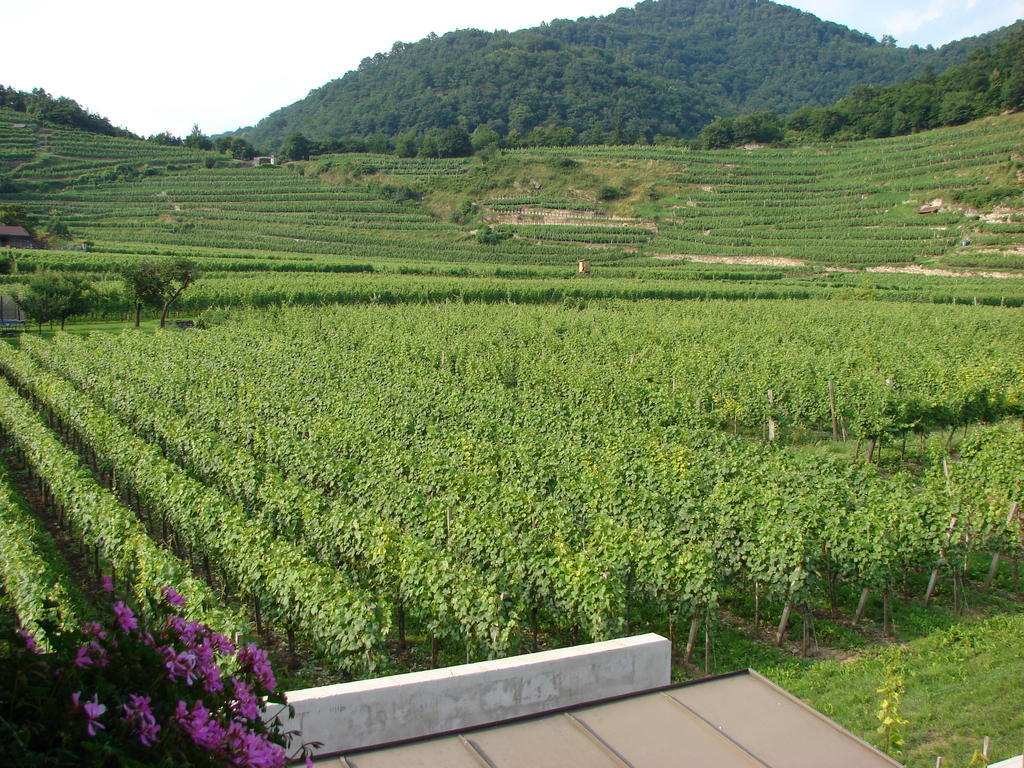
(344, 735, 482, 768)
(335, 670, 902, 768)
(575, 691, 767, 768)
(469, 714, 623, 768)
(670, 672, 900, 768)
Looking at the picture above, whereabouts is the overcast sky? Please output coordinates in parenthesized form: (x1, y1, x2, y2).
(2, 0, 1022, 138)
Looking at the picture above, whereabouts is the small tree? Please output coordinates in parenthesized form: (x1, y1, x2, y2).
(120, 258, 201, 328)
(15, 272, 94, 330)
(394, 130, 418, 158)
(280, 133, 311, 161)
(183, 123, 213, 151)
(437, 126, 472, 158)
(120, 261, 163, 328)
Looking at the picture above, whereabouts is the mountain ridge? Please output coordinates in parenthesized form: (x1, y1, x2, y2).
(233, 0, 1020, 147)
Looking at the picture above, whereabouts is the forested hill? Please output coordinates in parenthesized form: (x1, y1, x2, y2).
(0, 86, 136, 139)
(235, 0, 1015, 147)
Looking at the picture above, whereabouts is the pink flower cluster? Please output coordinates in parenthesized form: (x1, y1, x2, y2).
(237, 643, 276, 692)
(175, 700, 287, 767)
(123, 694, 161, 747)
(71, 692, 107, 737)
(44, 584, 294, 766)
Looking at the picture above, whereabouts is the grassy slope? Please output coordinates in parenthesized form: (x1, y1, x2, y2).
(770, 612, 1024, 768)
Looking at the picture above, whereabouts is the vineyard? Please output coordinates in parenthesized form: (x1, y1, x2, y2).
(2, 302, 1022, 665)
(1, 107, 1024, 766)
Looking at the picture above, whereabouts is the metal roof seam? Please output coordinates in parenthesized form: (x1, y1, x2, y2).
(459, 734, 499, 768)
(659, 691, 775, 768)
(744, 670, 904, 768)
(563, 711, 638, 768)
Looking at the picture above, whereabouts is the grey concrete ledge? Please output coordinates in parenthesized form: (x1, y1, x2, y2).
(283, 633, 671, 756)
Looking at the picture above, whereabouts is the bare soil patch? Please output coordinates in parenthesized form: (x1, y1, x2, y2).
(867, 265, 1023, 279)
(654, 254, 807, 267)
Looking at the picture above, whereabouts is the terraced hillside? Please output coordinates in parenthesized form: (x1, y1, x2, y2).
(3, 109, 1022, 290)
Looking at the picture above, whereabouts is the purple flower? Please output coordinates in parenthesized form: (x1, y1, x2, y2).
(82, 694, 106, 737)
(231, 678, 261, 721)
(161, 586, 186, 607)
(224, 719, 287, 768)
(122, 694, 161, 747)
(203, 670, 225, 694)
(16, 628, 42, 654)
(72, 645, 94, 669)
(175, 700, 225, 750)
(167, 615, 204, 646)
(194, 637, 226, 692)
(89, 640, 110, 668)
(210, 632, 235, 655)
(101, 575, 114, 592)
(162, 647, 200, 685)
(112, 601, 138, 633)
(82, 621, 107, 640)
(237, 643, 276, 692)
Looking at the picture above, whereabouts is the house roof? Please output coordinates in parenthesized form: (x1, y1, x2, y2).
(316, 669, 903, 768)
(0, 225, 31, 237)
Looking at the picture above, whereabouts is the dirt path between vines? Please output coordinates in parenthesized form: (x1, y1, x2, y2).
(654, 254, 1024, 278)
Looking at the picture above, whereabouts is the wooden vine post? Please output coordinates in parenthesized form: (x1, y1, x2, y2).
(775, 569, 803, 646)
(684, 615, 700, 665)
(828, 379, 838, 441)
(767, 389, 777, 442)
(926, 464, 959, 607)
(984, 502, 1019, 589)
(853, 586, 870, 625)
(775, 600, 793, 646)
(801, 606, 812, 656)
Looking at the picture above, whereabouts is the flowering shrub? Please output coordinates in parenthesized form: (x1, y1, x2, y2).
(0, 583, 312, 766)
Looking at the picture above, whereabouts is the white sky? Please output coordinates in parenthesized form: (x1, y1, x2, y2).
(2, 0, 1022, 138)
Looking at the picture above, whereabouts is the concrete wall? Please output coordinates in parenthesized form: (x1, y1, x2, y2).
(280, 633, 671, 756)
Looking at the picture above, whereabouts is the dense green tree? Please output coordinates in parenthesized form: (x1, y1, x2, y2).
(228, 137, 257, 160)
(41, 211, 70, 240)
(365, 133, 394, 153)
(15, 273, 94, 330)
(119, 258, 200, 328)
(699, 119, 735, 149)
(437, 126, 472, 157)
(280, 132, 311, 161)
(148, 132, 182, 146)
(120, 260, 163, 328)
(394, 130, 418, 157)
(1001, 70, 1024, 109)
(183, 124, 214, 150)
(470, 125, 500, 151)
(523, 125, 577, 147)
(418, 131, 442, 158)
(937, 91, 981, 125)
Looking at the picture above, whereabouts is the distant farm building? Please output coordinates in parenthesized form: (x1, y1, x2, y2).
(0, 225, 35, 249)
(252, 155, 277, 166)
